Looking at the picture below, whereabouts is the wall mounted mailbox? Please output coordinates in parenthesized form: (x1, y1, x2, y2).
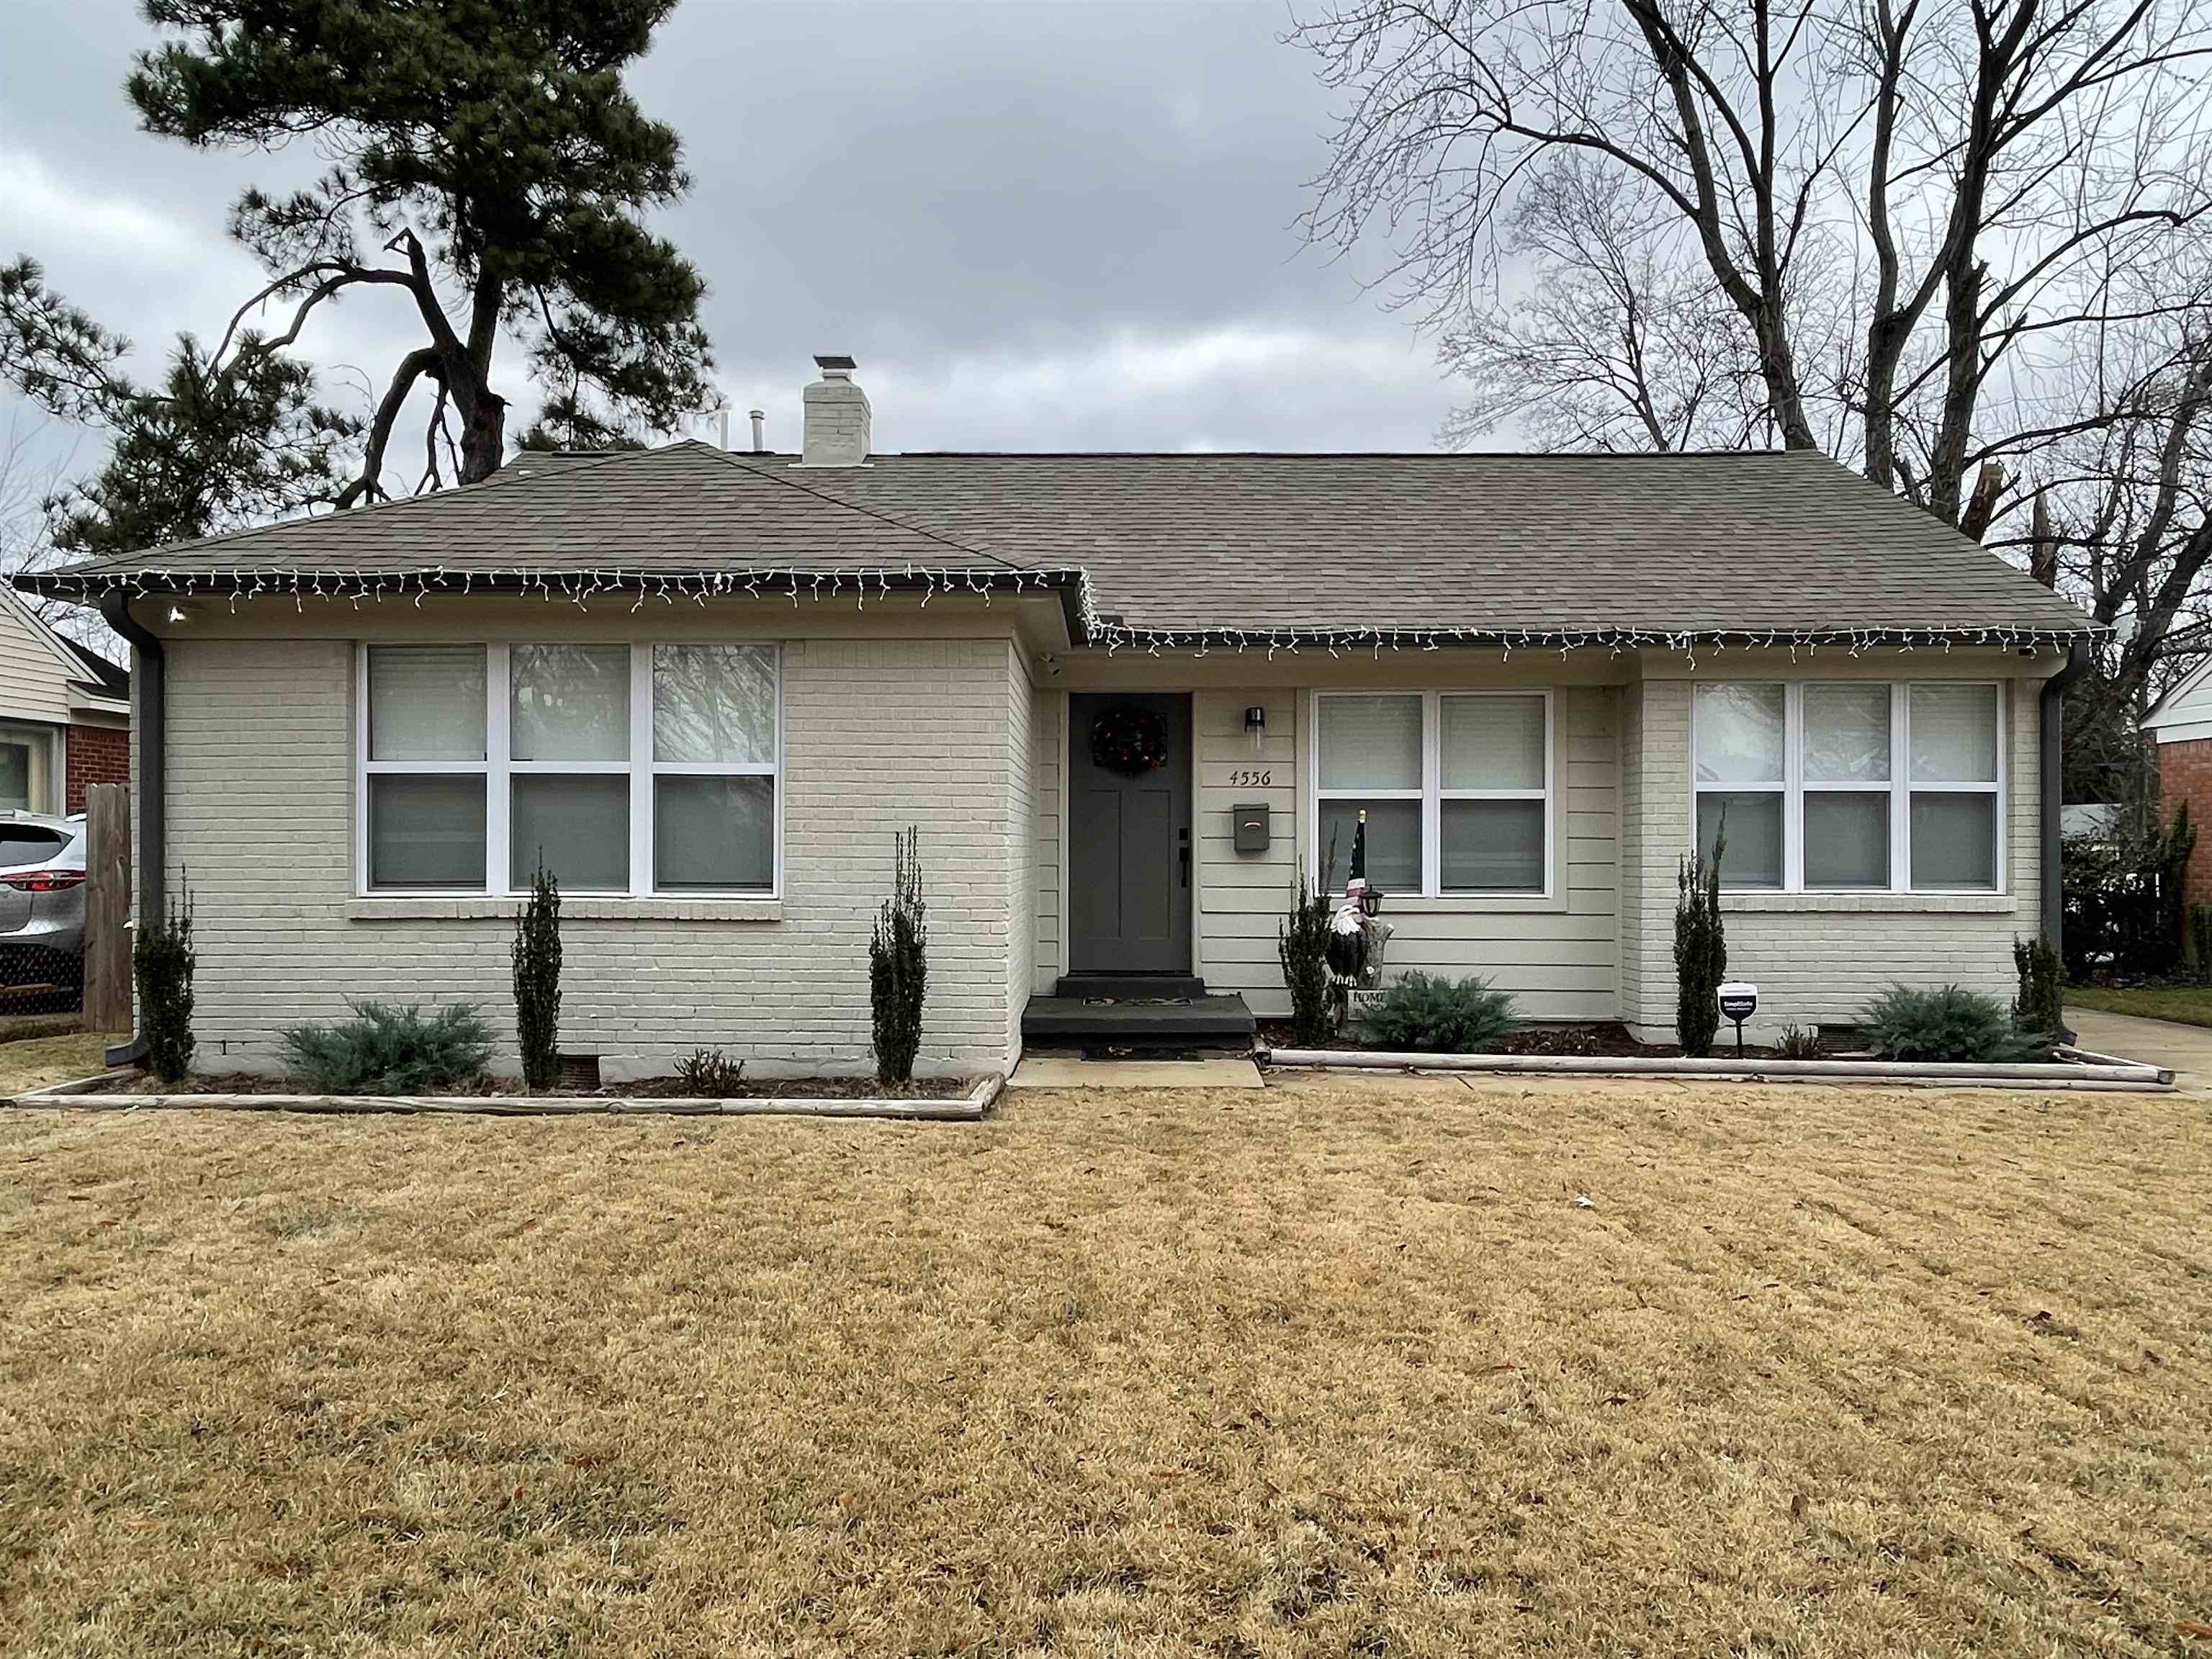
(1233, 802, 1270, 853)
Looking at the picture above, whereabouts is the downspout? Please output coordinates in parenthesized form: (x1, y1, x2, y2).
(99, 589, 160, 1067)
(2040, 637, 2091, 963)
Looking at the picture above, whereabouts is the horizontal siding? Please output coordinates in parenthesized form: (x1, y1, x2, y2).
(1193, 684, 1619, 1020)
(0, 595, 71, 725)
(1194, 689, 1303, 1010)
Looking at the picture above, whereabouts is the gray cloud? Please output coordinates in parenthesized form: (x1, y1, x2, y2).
(0, 0, 1462, 477)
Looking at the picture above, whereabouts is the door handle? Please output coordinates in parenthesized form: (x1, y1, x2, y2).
(1180, 845, 1190, 889)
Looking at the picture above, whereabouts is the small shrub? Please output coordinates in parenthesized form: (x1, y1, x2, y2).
(2011, 935, 2064, 1035)
(1861, 984, 2053, 1064)
(281, 1002, 493, 1094)
(1362, 971, 1516, 1053)
(870, 827, 927, 1086)
(2190, 904, 2212, 986)
(1778, 1023, 1822, 1060)
(1277, 868, 1335, 1044)
(135, 888, 196, 1083)
(511, 861, 562, 1093)
(1674, 829, 1727, 1057)
(675, 1047, 747, 1096)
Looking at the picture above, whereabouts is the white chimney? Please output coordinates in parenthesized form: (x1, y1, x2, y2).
(801, 354, 870, 466)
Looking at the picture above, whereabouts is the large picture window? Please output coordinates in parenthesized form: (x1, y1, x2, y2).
(1693, 680, 2001, 894)
(360, 642, 781, 896)
(1313, 691, 1551, 896)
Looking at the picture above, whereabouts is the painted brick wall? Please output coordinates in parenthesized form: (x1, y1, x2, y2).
(161, 634, 1025, 1079)
(1619, 676, 2041, 1041)
(2158, 737, 2212, 904)
(1005, 651, 1037, 1055)
(1031, 686, 1063, 994)
(65, 721, 129, 814)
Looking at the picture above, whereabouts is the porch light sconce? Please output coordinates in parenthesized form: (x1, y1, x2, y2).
(1244, 704, 1266, 751)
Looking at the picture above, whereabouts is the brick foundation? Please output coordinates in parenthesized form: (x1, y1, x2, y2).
(65, 722, 128, 815)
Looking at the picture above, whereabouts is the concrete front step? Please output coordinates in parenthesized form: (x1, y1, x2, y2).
(1021, 992, 1256, 1051)
(1054, 973, 1208, 1001)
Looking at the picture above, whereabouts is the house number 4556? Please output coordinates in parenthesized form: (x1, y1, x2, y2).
(1228, 768, 1273, 787)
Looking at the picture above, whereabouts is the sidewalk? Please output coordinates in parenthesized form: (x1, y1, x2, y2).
(2065, 1005, 2212, 1090)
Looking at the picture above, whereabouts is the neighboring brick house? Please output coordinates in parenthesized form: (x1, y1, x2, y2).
(2141, 661, 2212, 903)
(14, 356, 2099, 1076)
(0, 587, 130, 817)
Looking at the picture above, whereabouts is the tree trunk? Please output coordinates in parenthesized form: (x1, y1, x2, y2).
(1927, 256, 1988, 524)
(1755, 301, 1817, 449)
(457, 391, 505, 485)
(2030, 494, 2057, 587)
(1861, 331, 1904, 487)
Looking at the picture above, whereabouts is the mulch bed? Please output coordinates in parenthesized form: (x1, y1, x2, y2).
(104, 1071, 978, 1100)
(1254, 1020, 1841, 1062)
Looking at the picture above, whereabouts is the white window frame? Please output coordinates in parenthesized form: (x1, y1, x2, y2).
(0, 721, 59, 814)
(356, 641, 783, 899)
(1309, 689, 1555, 899)
(1690, 680, 2005, 894)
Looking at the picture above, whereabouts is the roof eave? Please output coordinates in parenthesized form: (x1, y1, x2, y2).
(12, 563, 1096, 644)
(11, 567, 2098, 653)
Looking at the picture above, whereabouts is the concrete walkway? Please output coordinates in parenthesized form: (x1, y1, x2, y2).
(1007, 1056, 1266, 1091)
(2064, 1005, 2212, 1089)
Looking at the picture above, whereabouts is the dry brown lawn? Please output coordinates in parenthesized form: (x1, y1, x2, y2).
(2, 1076, 2208, 1658)
(0, 1031, 122, 1098)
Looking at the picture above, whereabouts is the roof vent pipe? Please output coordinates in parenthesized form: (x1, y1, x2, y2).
(749, 409, 765, 453)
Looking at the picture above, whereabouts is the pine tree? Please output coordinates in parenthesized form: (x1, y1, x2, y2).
(3, 0, 713, 554)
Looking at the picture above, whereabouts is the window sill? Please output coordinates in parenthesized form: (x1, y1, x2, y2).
(1367, 891, 1564, 915)
(349, 896, 783, 922)
(1719, 892, 2015, 914)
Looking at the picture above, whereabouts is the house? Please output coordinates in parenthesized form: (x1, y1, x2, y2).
(0, 585, 130, 817)
(2140, 655, 2212, 897)
(15, 356, 2098, 1077)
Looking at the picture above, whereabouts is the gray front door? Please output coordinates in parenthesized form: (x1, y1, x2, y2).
(1068, 692, 1192, 974)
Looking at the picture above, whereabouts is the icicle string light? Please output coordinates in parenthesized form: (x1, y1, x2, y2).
(16, 564, 2101, 658)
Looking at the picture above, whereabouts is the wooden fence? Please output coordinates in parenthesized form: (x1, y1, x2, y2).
(82, 782, 131, 1033)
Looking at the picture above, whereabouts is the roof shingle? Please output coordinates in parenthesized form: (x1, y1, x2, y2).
(20, 441, 2094, 637)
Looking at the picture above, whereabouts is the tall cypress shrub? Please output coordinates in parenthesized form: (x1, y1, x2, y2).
(511, 861, 562, 1092)
(1277, 868, 1335, 1044)
(871, 828, 927, 1086)
(135, 888, 196, 1083)
(1674, 832, 1727, 1056)
(2011, 935, 2064, 1035)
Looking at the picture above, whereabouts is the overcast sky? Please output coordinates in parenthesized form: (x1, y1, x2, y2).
(0, 0, 1464, 482)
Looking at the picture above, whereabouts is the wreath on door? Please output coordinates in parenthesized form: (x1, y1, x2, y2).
(1090, 704, 1169, 776)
